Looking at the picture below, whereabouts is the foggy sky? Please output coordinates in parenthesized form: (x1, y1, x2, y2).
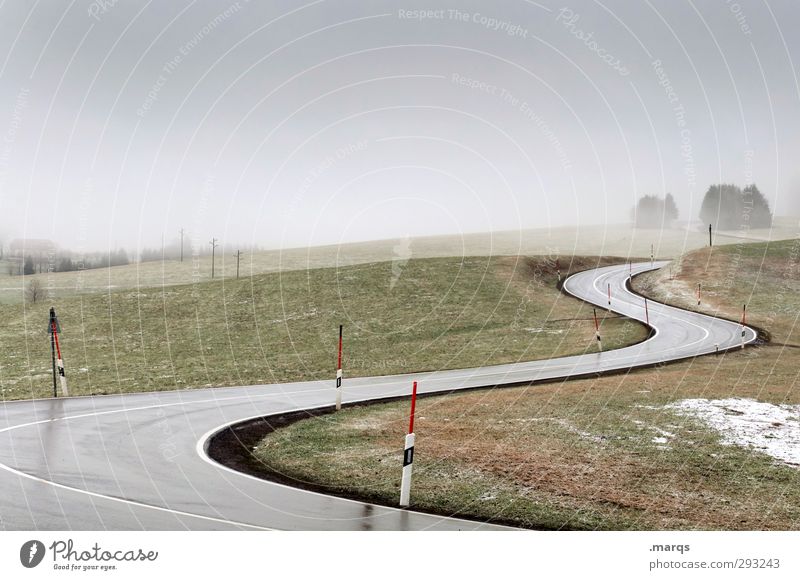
(0, 0, 799, 253)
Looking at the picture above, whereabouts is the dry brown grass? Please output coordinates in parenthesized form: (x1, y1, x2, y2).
(254, 240, 800, 530)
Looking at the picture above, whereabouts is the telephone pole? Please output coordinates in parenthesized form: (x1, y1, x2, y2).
(210, 238, 219, 279)
(234, 249, 243, 279)
(179, 228, 185, 262)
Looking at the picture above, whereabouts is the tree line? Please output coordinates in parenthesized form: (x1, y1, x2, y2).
(632, 183, 772, 230)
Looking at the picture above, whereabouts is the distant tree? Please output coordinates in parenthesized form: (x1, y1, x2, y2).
(664, 193, 679, 222)
(743, 184, 773, 228)
(700, 183, 772, 230)
(23, 255, 34, 275)
(26, 278, 43, 304)
(632, 194, 677, 228)
(107, 248, 129, 267)
(57, 257, 75, 272)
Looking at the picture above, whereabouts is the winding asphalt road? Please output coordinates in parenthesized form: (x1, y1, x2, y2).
(0, 261, 756, 530)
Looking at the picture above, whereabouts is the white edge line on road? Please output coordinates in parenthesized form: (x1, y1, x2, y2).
(193, 411, 507, 530)
(0, 460, 275, 530)
(0, 261, 758, 530)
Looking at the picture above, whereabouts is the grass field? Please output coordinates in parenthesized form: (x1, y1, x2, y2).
(252, 239, 800, 530)
(2, 218, 796, 305)
(0, 255, 645, 401)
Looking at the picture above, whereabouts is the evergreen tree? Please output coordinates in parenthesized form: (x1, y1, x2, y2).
(743, 184, 773, 228)
(23, 255, 34, 275)
(700, 184, 744, 229)
(633, 194, 677, 228)
(664, 193, 679, 221)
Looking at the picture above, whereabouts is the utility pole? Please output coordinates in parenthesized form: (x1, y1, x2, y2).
(179, 228, 185, 262)
(234, 249, 243, 279)
(210, 238, 219, 279)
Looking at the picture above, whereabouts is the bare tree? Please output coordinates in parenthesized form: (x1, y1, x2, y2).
(26, 278, 43, 304)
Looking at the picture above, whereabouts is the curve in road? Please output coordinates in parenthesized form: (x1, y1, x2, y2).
(0, 261, 757, 530)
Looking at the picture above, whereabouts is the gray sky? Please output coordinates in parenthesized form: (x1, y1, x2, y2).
(1, 0, 798, 253)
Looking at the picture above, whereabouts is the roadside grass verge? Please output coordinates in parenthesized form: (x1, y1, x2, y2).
(251, 239, 800, 530)
(0, 255, 644, 400)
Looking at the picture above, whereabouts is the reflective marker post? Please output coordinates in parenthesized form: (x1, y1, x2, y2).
(607, 283, 611, 311)
(48, 307, 68, 397)
(697, 283, 701, 306)
(335, 325, 343, 410)
(399, 381, 418, 507)
(593, 307, 602, 352)
(644, 297, 650, 327)
(741, 304, 747, 349)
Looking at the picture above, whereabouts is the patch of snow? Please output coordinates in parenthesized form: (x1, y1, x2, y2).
(633, 419, 675, 445)
(666, 398, 800, 468)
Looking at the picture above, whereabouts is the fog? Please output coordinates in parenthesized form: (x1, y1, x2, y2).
(0, 0, 798, 254)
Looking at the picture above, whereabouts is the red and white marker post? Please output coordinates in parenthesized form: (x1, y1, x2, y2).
(593, 307, 602, 352)
(48, 307, 68, 397)
(399, 380, 418, 507)
(741, 304, 747, 349)
(644, 297, 650, 326)
(335, 325, 343, 410)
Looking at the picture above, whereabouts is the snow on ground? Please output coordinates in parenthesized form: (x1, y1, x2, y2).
(633, 419, 676, 447)
(667, 398, 800, 467)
